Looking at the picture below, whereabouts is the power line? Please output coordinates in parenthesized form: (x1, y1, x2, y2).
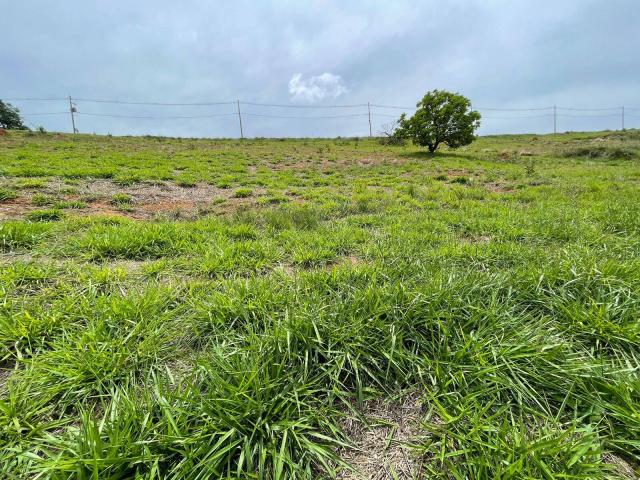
(557, 106, 620, 111)
(2, 97, 67, 102)
(76, 112, 237, 119)
(74, 98, 235, 106)
(241, 101, 368, 109)
(557, 113, 620, 118)
(370, 104, 415, 110)
(21, 112, 69, 116)
(243, 112, 368, 119)
(476, 106, 554, 111)
(482, 114, 554, 119)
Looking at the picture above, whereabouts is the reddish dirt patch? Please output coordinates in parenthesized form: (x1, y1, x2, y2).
(0, 196, 38, 218)
(447, 168, 469, 176)
(0, 180, 257, 220)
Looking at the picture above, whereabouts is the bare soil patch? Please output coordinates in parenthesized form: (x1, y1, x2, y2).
(0, 180, 260, 220)
(336, 393, 424, 479)
(484, 181, 514, 193)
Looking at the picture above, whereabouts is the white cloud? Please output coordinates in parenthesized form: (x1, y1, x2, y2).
(288, 72, 348, 103)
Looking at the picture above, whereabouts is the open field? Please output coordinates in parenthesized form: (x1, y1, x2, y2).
(1, 129, 640, 478)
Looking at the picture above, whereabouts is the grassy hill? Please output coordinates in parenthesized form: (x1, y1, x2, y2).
(1, 129, 639, 478)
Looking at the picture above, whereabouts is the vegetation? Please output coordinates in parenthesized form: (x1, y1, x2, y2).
(0, 100, 29, 131)
(398, 90, 481, 153)
(0, 129, 639, 478)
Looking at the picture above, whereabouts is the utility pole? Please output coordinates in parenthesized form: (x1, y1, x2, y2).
(367, 102, 372, 137)
(622, 106, 625, 130)
(553, 105, 557, 134)
(68, 96, 78, 133)
(236, 99, 244, 139)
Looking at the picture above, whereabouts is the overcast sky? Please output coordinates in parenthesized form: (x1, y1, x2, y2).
(2, 0, 639, 138)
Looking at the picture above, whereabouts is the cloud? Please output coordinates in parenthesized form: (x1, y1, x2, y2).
(2, 0, 639, 137)
(288, 73, 348, 103)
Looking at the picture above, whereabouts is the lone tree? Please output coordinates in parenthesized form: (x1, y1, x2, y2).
(397, 90, 480, 154)
(0, 100, 29, 130)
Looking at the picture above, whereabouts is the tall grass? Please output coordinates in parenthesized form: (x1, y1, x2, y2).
(0, 131, 639, 478)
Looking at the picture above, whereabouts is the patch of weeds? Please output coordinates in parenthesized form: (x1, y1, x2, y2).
(450, 176, 470, 185)
(75, 222, 193, 260)
(562, 146, 637, 159)
(0, 188, 18, 202)
(16, 179, 46, 189)
(110, 193, 133, 206)
(233, 187, 253, 198)
(226, 224, 259, 240)
(26, 209, 65, 222)
(176, 177, 197, 188)
(265, 205, 320, 230)
(0, 221, 50, 251)
(31, 194, 53, 206)
(114, 175, 140, 186)
(258, 195, 289, 205)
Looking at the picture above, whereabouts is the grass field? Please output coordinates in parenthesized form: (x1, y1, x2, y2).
(1, 129, 639, 479)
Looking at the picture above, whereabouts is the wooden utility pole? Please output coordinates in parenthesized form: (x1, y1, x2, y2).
(553, 105, 556, 134)
(236, 99, 244, 139)
(622, 106, 625, 130)
(367, 102, 372, 137)
(68, 96, 77, 133)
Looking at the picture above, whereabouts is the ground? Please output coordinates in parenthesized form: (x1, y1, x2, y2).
(0, 129, 639, 478)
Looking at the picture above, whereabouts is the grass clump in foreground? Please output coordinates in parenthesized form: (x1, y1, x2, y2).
(0, 129, 639, 478)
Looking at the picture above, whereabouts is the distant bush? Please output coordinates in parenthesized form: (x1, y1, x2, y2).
(378, 120, 406, 146)
(562, 146, 636, 159)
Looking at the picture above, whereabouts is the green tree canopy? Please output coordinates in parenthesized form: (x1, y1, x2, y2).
(0, 100, 29, 130)
(397, 90, 480, 153)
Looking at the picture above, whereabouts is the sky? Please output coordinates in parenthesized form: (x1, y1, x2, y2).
(2, 0, 639, 138)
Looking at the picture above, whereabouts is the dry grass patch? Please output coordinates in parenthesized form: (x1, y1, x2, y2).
(336, 393, 424, 480)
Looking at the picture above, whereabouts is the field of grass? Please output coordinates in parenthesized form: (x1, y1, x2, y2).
(1, 129, 639, 479)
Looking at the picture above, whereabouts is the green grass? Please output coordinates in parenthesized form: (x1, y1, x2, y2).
(0, 188, 18, 202)
(0, 129, 639, 478)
